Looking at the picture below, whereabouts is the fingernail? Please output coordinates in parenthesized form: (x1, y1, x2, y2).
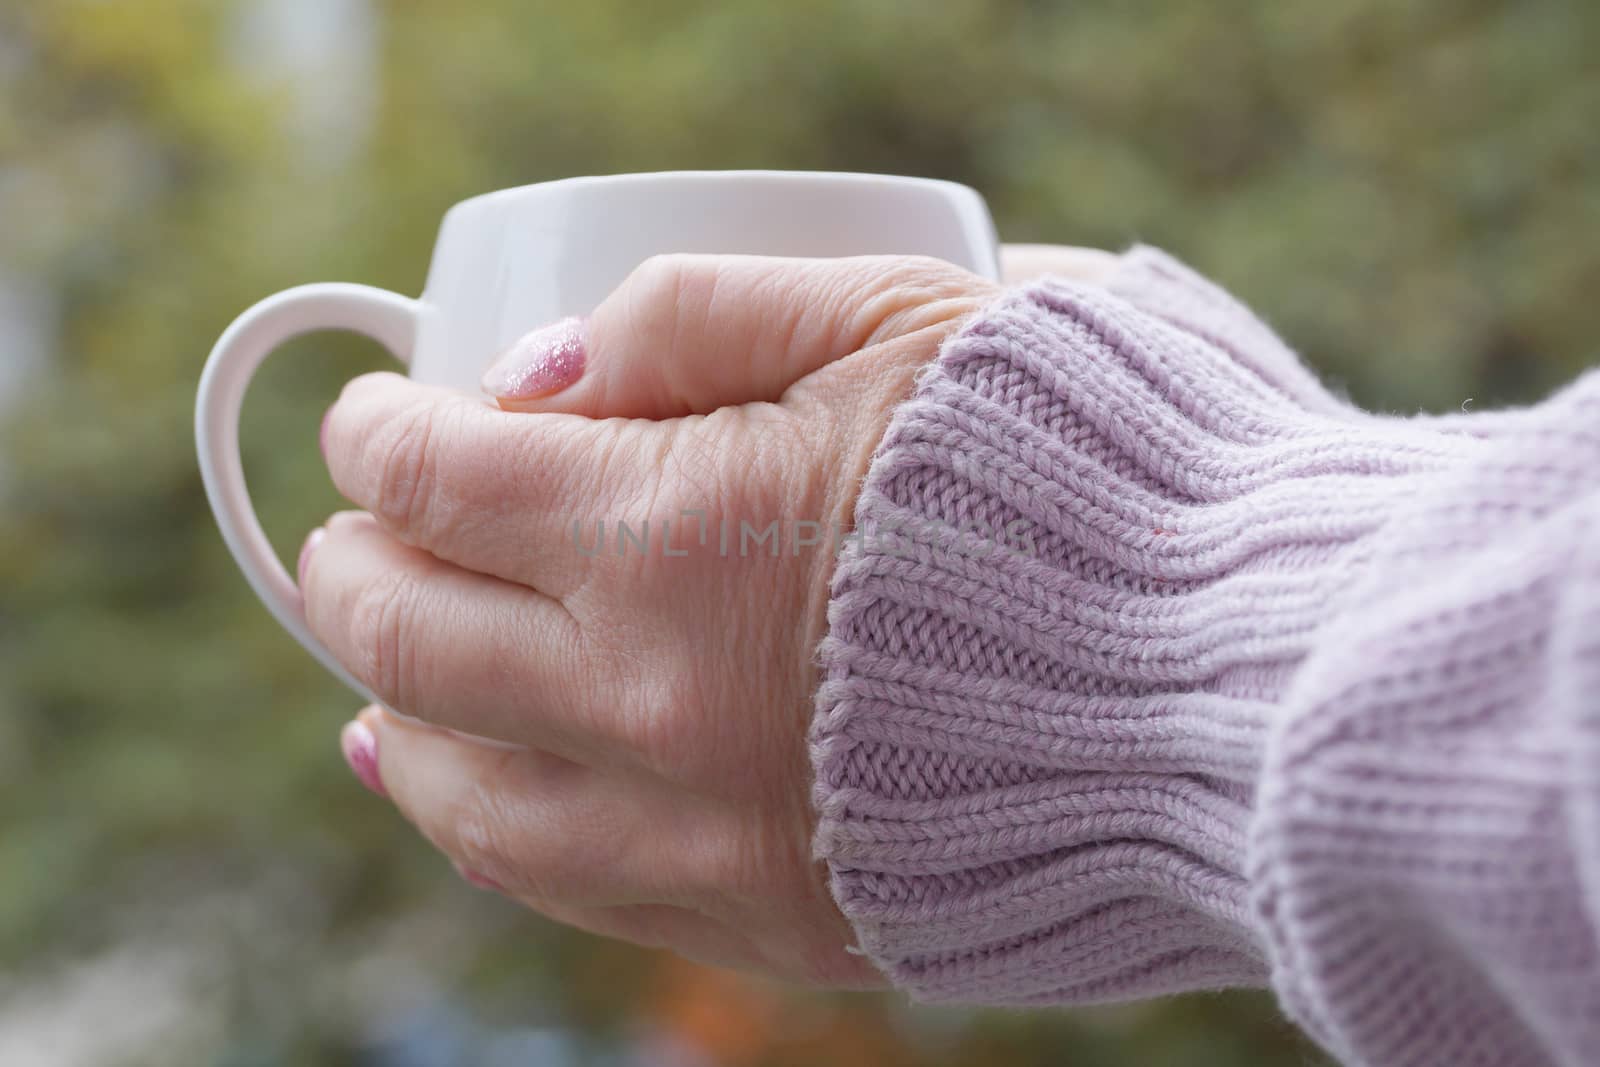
(455, 863, 505, 893)
(481, 316, 586, 400)
(340, 719, 387, 797)
(297, 527, 325, 588)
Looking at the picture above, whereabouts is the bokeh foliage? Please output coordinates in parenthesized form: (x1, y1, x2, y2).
(2, 0, 1596, 1063)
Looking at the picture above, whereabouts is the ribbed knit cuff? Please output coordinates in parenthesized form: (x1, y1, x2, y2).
(809, 247, 1483, 1005)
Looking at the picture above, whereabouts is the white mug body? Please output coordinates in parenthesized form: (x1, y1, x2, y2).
(409, 171, 999, 387)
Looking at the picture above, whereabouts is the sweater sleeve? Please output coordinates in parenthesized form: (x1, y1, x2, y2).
(808, 247, 1600, 1067)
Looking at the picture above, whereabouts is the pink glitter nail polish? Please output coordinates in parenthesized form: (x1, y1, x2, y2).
(340, 719, 387, 797)
(481, 316, 586, 400)
(459, 866, 506, 893)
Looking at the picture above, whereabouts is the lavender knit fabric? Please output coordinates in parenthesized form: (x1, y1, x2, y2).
(810, 247, 1600, 1067)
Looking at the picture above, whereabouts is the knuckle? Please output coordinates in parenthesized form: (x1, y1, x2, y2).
(844, 254, 986, 347)
(366, 398, 443, 533)
(621, 669, 701, 778)
(882, 253, 978, 292)
(452, 773, 621, 902)
(649, 808, 774, 916)
(637, 414, 748, 544)
(348, 569, 422, 708)
(624, 253, 716, 352)
(625, 254, 692, 330)
(629, 252, 697, 306)
(452, 779, 534, 892)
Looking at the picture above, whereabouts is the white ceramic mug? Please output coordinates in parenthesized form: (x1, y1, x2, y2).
(195, 170, 1000, 703)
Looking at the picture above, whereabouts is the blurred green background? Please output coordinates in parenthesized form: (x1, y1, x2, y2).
(2, 0, 1596, 1063)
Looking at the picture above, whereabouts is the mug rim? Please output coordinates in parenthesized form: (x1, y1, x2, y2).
(443, 169, 984, 218)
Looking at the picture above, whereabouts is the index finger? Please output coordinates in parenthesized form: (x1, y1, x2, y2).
(320, 371, 643, 598)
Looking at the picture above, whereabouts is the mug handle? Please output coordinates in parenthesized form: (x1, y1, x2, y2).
(195, 283, 420, 706)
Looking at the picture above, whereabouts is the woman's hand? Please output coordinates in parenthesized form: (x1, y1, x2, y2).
(302, 245, 1109, 986)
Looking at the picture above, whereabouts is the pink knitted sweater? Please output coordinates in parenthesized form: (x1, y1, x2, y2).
(810, 248, 1600, 1067)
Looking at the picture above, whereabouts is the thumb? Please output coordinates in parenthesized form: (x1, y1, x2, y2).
(480, 253, 993, 418)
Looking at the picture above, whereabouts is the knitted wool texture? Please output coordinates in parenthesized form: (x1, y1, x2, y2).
(810, 248, 1600, 1067)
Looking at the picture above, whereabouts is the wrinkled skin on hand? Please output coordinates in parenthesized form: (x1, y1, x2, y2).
(302, 245, 1114, 985)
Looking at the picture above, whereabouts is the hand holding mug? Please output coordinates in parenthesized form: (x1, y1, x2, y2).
(310, 252, 993, 984)
(306, 246, 1115, 985)
(195, 170, 1112, 984)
